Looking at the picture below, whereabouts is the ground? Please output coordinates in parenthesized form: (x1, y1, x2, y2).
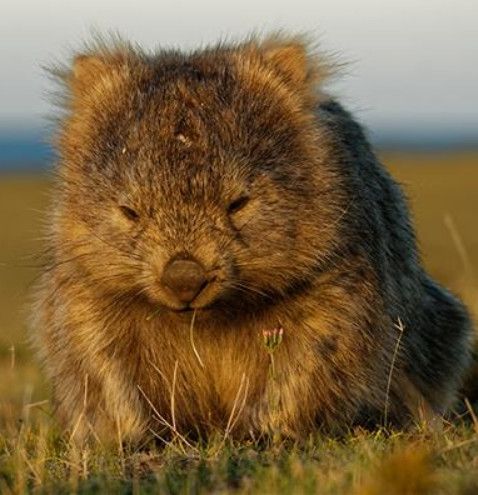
(0, 151, 477, 494)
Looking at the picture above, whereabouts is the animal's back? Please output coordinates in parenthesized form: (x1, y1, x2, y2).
(316, 99, 473, 417)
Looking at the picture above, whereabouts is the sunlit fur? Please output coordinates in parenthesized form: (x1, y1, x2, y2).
(32, 34, 473, 443)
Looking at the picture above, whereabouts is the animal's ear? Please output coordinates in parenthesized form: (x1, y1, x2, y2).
(71, 55, 109, 96)
(262, 41, 309, 86)
(69, 50, 129, 99)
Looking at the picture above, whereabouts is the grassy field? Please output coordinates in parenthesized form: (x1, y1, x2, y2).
(0, 151, 477, 494)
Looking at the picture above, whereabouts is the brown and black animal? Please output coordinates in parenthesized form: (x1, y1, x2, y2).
(32, 34, 473, 443)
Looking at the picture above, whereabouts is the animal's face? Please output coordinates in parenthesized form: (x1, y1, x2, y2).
(55, 38, 344, 318)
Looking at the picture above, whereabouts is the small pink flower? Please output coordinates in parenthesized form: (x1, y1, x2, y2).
(262, 326, 284, 352)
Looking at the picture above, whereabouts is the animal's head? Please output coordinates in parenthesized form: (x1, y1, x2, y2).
(52, 35, 346, 319)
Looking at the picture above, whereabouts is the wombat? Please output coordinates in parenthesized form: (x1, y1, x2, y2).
(32, 34, 474, 443)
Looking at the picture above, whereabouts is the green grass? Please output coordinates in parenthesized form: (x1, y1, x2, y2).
(0, 152, 477, 494)
(2, 407, 478, 494)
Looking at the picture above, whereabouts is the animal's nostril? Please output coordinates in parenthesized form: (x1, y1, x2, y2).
(161, 258, 208, 303)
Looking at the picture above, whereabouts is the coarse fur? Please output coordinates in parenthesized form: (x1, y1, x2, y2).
(32, 33, 474, 443)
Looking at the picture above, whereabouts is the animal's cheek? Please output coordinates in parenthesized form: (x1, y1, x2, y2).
(236, 207, 282, 243)
(228, 207, 254, 232)
(243, 216, 290, 247)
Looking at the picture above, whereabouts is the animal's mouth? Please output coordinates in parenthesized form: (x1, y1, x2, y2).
(175, 307, 195, 313)
(144, 281, 240, 319)
(170, 304, 211, 315)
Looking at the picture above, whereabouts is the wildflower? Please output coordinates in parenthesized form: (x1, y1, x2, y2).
(262, 327, 284, 353)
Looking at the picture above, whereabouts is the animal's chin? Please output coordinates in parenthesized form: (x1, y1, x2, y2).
(151, 304, 215, 323)
(173, 306, 211, 316)
(147, 296, 243, 323)
(143, 293, 217, 318)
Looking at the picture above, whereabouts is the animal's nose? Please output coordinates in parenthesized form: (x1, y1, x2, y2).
(161, 258, 208, 304)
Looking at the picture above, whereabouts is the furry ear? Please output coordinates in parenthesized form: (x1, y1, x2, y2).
(71, 55, 110, 96)
(69, 48, 130, 98)
(262, 41, 309, 86)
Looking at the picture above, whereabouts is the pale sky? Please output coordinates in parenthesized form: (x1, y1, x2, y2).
(1, 0, 477, 138)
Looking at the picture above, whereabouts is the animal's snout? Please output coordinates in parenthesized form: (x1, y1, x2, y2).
(161, 257, 208, 304)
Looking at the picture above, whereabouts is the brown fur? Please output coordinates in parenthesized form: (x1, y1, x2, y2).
(32, 34, 473, 443)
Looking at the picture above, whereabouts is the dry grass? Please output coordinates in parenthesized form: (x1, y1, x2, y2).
(0, 151, 477, 494)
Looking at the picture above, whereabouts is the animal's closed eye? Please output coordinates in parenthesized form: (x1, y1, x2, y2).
(227, 196, 250, 215)
(119, 205, 140, 221)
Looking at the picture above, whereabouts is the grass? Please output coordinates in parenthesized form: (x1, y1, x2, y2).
(2, 404, 478, 494)
(0, 151, 477, 494)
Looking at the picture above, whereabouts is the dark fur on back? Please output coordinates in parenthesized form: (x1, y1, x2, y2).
(32, 34, 474, 443)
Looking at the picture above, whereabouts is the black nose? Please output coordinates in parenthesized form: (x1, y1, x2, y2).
(161, 258, 208, 304)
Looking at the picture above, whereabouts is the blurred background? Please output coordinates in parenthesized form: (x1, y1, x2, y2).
(0, 0, 477, 405)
